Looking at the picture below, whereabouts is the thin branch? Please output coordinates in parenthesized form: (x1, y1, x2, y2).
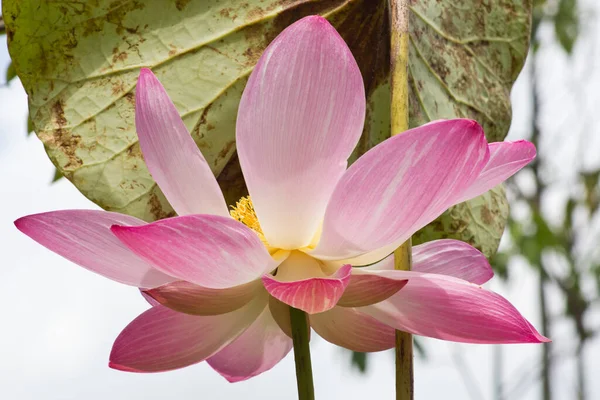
(389, 0, 414, 399)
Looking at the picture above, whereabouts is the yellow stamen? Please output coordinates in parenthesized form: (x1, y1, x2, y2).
(230, 196, 318, 262)
(230, 196, 267, 244)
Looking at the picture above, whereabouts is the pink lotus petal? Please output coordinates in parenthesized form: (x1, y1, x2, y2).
(262, 252, 352, 314)
(367, 239, 493, 284)
(456, 140, 536, 203)
(135, 69, 228, 217)
(361, 271, 549, 344)
(337, 269, 408, 307)
(311, 119, 489, 264)
(109, 295, 267, 372)
(310, 306, 395, 352)
(262, 266, 352, 315)
(14, 210, 173, 288)
(144, 280, 262, 316)
(111, 215, 274, 289)
(140, 290, 161, 307)
(236, 16, 366, 249)
(268, 296, 293, 338)
(207, 307, 293, 382)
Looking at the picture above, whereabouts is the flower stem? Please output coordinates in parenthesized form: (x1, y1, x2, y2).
(390, 0, 414, 399)
(393, 241, 414, 400)
(289, 306, 314, 400)
(390, 0, 410, 135)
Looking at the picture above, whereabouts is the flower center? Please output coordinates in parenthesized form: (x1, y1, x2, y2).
(230, 196, 324, 253)
(275, 250, 329, 281)
(231, 197, 340, 280)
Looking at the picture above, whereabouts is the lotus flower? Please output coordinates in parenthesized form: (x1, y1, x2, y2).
(15, 15, 547, 382)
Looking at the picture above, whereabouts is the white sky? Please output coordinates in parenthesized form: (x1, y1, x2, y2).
(1, 2, 599, 399)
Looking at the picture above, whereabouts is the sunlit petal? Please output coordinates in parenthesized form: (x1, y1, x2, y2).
(237, 16, 365, 249)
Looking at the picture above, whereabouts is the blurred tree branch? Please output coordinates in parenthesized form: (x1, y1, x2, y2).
(496, 1, 600, 399)
(0, 15, 5, 35)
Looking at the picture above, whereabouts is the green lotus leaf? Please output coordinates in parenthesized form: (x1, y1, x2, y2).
(413, 184, 510, 258)
(5, 0, 530, 255)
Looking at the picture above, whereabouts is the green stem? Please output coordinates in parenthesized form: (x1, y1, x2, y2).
(389, 0, 414, 399)
(393, 241, 414, 400)
(289, 306, 314, 400)
(390, 0, 410, 135)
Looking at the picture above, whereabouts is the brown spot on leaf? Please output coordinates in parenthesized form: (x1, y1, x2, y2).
(83, 18, 105, 37)
(56, 130, 82, 170)
(198, 103, 213, 126)
(246, 6, 267, 21)
(220, 7, 236, 19)
(111, 80, 126, 96)
(480, 205, 494, 225)
(65, 28, 79, 49)
(112, 47, 128, 63)
(217, 141, 236, 162)
(450, 218, 468, 233)
(149, 192, 176, 220)
(431, 220, 445, 232)
(430, 56, 450, 80)
(126, 142, 143, 159)
(52, 100, 68, 127)
(174, 0, 192, 11)
(124, 92, 136, 106)
(106, 0, 145, 35)
(43, 99, 83, 170)
(242, 46, 262, 66)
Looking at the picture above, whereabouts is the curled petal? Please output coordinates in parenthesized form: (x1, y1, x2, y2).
(140, 290, 161, 307)
(337, 269, 408, 307)
(111, 215, 274, 289)
(456, 140, 536, 203)
(207, 307, 292, 382)
(262, 253, 352, 314)
(312, 119, 489, 264)
(262, 266, 352, 314)
(362, 272, 549, 344)
(14, 210, 172, 288)
(236, 15, 366, 249)
(310, 306, 395, 352)
(367, 239, 493, 285)
(144, 280, 263, 315)
(109, 294, 267, 373)
(135, 69, 228, 217)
